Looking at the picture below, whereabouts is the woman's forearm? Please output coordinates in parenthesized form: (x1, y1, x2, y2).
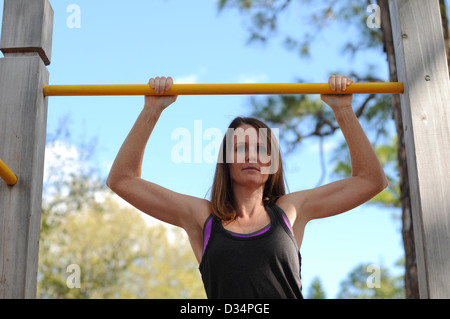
(107, 76, 177, 191)
(107, 107, 162, 187)
(333, 106, 388, 187)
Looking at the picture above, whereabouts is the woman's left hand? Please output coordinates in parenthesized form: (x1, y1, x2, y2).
(320, 75, 353, 111)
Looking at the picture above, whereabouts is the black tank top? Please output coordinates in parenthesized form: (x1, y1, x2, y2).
(199, 203, 303, 299)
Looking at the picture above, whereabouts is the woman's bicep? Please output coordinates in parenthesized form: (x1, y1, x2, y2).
(284, 176, 385, 223)
(108, 176, 210, 229)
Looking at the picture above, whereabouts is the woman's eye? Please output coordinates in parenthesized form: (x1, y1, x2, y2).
(236, 145, 246, 153)
(258, 145, 267, 154)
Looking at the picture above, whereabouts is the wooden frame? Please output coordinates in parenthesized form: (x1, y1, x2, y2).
(0, 0, 449, 298)
(389, 0, 450, 298)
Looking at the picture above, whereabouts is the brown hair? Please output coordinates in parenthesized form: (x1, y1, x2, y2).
(210, 117, 286, 222)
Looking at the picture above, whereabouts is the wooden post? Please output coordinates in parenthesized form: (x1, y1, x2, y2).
(0, 0, 53, 298)
(389, 0, 450, 298)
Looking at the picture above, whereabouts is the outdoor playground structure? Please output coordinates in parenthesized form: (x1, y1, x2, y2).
(0, 0, 449, 298)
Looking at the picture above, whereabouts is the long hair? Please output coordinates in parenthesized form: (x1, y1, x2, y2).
(210, 117, 286, 222)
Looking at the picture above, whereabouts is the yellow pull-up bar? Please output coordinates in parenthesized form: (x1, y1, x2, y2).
(0, 157, 17, 186)
(43, 82, 404, 96)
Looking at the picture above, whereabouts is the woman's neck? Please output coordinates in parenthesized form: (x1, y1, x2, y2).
(232, 184, 265, 219)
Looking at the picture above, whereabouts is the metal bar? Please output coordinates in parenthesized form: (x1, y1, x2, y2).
(43, 82, 404, 96)
(0, 157, 17, 186)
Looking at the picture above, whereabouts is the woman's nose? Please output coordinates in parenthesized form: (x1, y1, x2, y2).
(247, 145, 258, 163)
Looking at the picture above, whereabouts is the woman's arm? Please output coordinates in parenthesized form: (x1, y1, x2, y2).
(106, 77, 210, 233)
(278, 75, 388, 227)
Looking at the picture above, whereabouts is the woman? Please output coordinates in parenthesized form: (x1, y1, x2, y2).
(106, 75, 388, 299)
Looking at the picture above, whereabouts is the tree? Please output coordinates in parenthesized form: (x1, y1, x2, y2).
(38, 121, 206, 298)
(337, 263, 404, 299)
(306, 276, 327, 299)
(218, 0, 450, 298)
(38, 196, 205, 299)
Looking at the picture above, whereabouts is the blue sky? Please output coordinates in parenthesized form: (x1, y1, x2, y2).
(1, 0, 404, 298)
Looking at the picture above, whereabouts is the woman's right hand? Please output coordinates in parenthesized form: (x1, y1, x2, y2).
(145, 76, 178, 112)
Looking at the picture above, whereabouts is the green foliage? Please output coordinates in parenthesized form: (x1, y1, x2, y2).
(337, 263, 405, 299)
(38, 122, 205, 299)
(218, 0, 384, 57)
(38, 196, 206, 299)
(306, 276, 327, 299)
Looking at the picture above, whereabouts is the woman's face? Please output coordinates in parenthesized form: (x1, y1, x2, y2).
(228, 124, 271, 189)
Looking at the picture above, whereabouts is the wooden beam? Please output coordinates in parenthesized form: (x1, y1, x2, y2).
(0, 0, 53, 66)
(0, 0, 53, 298)
(389, 0, 450, 298)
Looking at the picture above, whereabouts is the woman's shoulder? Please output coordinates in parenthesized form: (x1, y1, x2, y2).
(274, 192, 308, 226)
(275, 191, 306, 209)
(192, 197, 213, 225)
